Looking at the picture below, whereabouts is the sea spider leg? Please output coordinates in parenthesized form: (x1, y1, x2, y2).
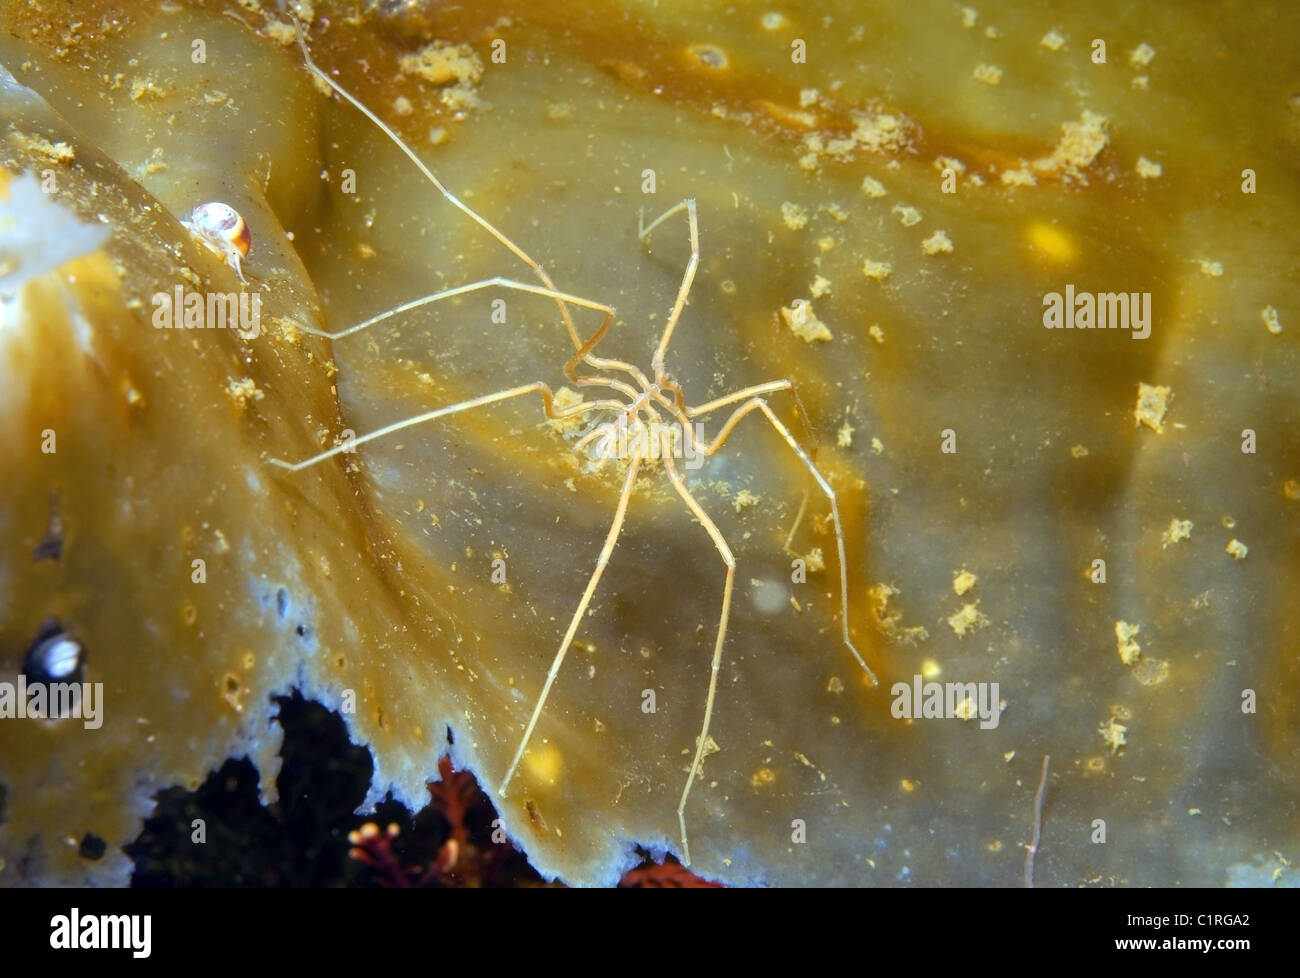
(636, 199, 698, 379)
(498, 450, 644, 796)
(659, 447, 735, 867)
(291, 272, 641, 402)
(290, 12, 662, 406)
(295, 276, 609, 343)
(266, 381, 617, 471)
(289, 12, 591, 356)
(690, 395, 877, 686)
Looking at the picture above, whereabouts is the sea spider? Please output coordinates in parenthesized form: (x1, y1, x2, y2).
(268, 13, 878, 867)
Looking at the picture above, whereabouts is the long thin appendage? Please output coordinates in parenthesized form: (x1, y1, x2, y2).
(687, 379, 794, 420)
(295, 276, 610, 343)
(782, 489, 810, 556)
(499, 452, 643, 797)
(637, 199, 699, 376)
(696, 396, 876, 686)
(265, 381, 613, 471)
(661, 450, 735, 867)
(289, 13, 590, 355)
(1024, 754, 1051, 888)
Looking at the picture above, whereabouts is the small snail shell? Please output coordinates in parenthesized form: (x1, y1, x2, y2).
(181, 201, 251, 283)
(23, 621, 85, 685)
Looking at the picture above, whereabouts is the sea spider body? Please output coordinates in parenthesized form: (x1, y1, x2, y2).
(269, 14, 878, 868)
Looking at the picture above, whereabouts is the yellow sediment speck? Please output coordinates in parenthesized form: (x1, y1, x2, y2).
(1099, 717, 1127, 754)
(1026, 221, 1077, 264)
(524, 742, 562, 787)
(892, 203, 922, 227)
(751, 767, 776, 788)
(781, 300, 833, 343)
(225, 377, 264, 408)
(861, 258, 892, 281)
(1001, 167, 1037, 187)
(1134, 383, 1172, 433)
(1161, 518, 1193, 548)
(861, 175, 887, 198)
(780, 201, 808, 230)
(900, 778, 918, 792)
(921, 229, 954, 255)
(1136, 156, 1162, 179)
(1226, 538, 1248, 560)
(1261, 305, 1282, 335)
(920, 658, 941, 679)
(1115, 620, 1141, 665)
(973, 63, 1003, 85)
(952, 569, 977, 595)
(947, 601, 988, 637)
(1133, 657, 1169, 687)
(1129, 42, 1157, 68)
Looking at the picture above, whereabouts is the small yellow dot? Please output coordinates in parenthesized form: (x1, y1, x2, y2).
(1026, 221, 1077, 265)
(524, 742, 562, 787)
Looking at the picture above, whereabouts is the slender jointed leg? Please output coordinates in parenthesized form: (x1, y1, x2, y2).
(289, 12, 591, 355)
(637, 199, 699, 375)
(499, 452, 644, 797)
(292, 275, 611, 345)
(266, 382, 613, 471)
(695, 396, 876, 686)
(659, 450, 735, 867)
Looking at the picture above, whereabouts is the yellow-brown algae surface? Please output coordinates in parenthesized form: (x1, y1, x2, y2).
(0, 0, 1297, 886)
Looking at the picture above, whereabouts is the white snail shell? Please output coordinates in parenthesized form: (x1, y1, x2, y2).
(182, 201, 251, 282)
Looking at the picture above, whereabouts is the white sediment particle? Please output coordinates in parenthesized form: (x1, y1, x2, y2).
(1032, 111, 1109, 182)
(1136, 156, 1162, 178)
(1161, 518, 1193, 548)
(781, 300, 832, 343)
(1134, 383, 1172, 433)
(1261, 305, 1282, 335)
(1129, 42, 1156, 68)
(861, 259, 892, 281)
(892, 203, 922, 227)
(781, 201, 808, 230)
(1001, 166, 1037, 187)
(861, 175, 887, 198)
(921, 230, 953, 255)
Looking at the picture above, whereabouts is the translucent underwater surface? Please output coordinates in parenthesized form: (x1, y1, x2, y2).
(0, 0, 1296, 886)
